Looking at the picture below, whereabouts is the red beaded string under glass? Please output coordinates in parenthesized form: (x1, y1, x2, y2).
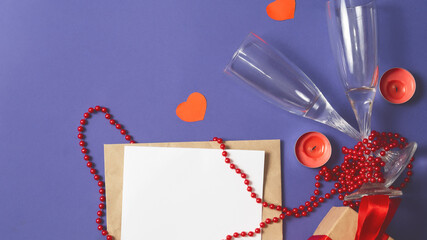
(78, 106, 414, 240)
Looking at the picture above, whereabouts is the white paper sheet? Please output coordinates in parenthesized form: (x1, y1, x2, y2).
(121, 146, 265, 240)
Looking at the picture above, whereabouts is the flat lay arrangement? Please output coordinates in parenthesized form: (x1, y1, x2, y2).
(1, 0, 426, 239)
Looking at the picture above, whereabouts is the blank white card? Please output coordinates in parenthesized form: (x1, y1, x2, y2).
(121, 146, 265, 240)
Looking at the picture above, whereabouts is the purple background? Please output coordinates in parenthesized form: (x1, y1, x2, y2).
(0, 0, 426, 239)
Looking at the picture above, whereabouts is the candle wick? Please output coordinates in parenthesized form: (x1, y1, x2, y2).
(312, 146, 317, 151)
(395, 86, 398, 92)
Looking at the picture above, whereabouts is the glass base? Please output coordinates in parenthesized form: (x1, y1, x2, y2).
(344, 183, 402, 201)
(383, 142, 417, 187)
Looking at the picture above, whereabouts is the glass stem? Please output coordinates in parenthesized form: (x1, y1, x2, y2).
(324, 108, 362, 140)
(346, 87, 376, 139)
(304, 94, 361, 140)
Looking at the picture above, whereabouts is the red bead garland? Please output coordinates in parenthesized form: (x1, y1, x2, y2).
(78, 106, 135, 240)
(78, 106, 414, 240)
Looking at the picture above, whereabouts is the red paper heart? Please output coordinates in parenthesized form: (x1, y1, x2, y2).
(266, 0, 296, 21)
(176, 92, 207, 122)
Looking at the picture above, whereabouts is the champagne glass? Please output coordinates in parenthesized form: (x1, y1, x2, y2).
(326, 0, 417, 200)
(224, 32, 361, 140)
(326, 0, 378, 140)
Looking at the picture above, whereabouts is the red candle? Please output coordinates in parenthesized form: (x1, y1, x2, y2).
(380, 68, 416, 104)
(295, 132, 331, 168)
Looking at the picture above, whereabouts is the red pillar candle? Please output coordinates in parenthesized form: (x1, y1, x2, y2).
(295, 132, 331, 168)
(380, 68, 416, 104)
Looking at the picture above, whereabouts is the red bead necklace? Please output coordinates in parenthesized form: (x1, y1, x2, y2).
(78, 106, 135, 240)
(77, 107, 414, 240)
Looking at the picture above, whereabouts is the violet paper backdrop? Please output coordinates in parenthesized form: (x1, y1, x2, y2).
(0, 0, 426, 239)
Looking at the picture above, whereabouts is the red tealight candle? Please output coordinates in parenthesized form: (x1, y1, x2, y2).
(295, 132, 331, 168)
(380, 68, 416, 104)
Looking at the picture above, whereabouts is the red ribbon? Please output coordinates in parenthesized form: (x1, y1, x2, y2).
(307, 236, 332, 240)
(355, 195, 401, 240)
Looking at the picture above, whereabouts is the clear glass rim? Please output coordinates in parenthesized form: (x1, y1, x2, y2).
(224, 32, 266, 75)
(327, 0, 375, 8)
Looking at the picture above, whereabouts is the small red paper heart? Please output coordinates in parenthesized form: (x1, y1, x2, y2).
(266, 0, 296, 21)
(176, 92, 207, 122)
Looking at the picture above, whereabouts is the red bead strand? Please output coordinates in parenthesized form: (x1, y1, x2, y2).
(78, 106, 135, 240)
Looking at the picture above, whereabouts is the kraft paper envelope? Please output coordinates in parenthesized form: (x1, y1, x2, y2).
(104, 139, 282, 240)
